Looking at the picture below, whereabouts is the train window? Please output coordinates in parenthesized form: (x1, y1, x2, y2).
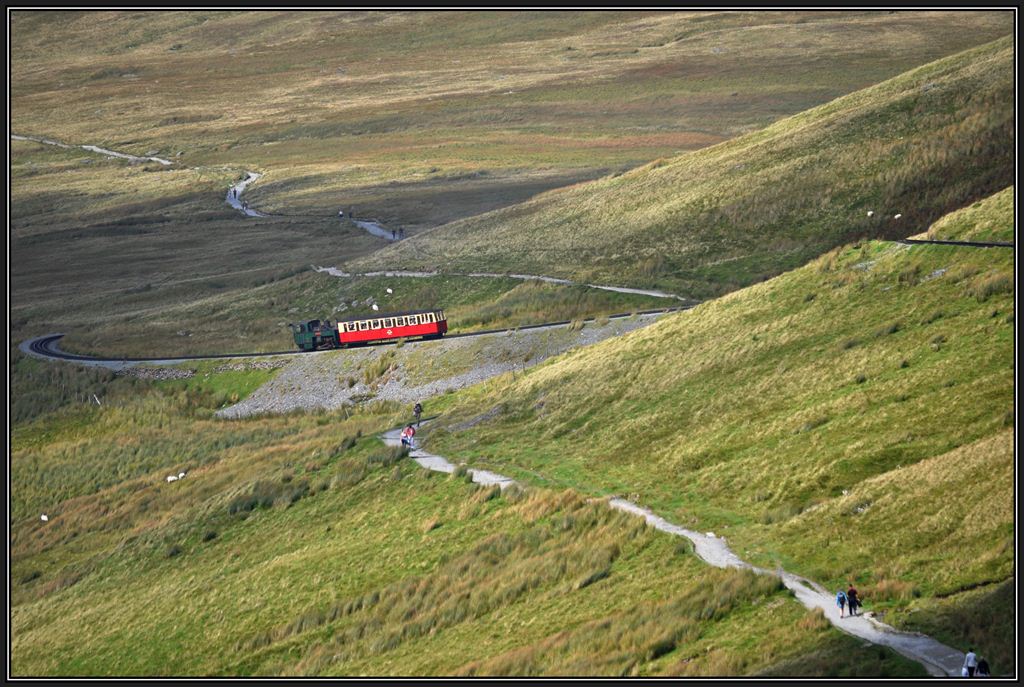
(398, 317, 407, 326)
(358, 321, 368, 331)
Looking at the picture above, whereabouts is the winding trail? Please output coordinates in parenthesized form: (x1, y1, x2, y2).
(354, 219, 399, 241)
(313, 266, 692, 302)
(381, 426, 966, 677)
(14, 130, 992, 675)
(12, 134, 173, 165)
(226, 172, 268, 217)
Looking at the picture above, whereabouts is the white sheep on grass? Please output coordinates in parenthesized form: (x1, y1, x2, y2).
(894, 213, 902, 220)
(867, 210, 874, 217)
(166, 475, 178, 483)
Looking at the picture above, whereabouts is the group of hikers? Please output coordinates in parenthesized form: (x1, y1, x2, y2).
(961, 649, 992, 677)
(400, 402, 423, 449)
(838, 585, 992, 676)
(835, 584, 861, 618)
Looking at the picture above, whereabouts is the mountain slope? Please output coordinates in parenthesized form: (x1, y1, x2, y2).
(355, 36, 1014, 298)
(10, 388, 923, 677)
(424, 188, 1015, 670)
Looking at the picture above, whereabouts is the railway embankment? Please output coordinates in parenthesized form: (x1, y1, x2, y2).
(217, 312, 667, 418)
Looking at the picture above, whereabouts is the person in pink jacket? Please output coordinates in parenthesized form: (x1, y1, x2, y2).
(400, 424, 416, 449)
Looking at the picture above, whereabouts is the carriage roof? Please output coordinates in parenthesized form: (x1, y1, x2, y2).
(336, 308, 443, 324)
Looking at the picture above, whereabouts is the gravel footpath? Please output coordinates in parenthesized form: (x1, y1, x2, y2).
(216, 314, 665, 418)
(377, 425, 968, 677)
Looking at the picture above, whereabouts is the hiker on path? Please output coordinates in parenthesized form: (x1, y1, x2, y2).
(976, 656, 990, 677)
(401, 424, 416, 449)
(963, 649, 978, 677)
(846, 583, 860, 616)
(399, 227, 405, 239)
(413, 402, 423, 427)
(392, 229, 397, 240)
(836, 589, 847, 618)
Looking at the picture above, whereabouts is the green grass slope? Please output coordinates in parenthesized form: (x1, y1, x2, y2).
(423, 190, 1015, 671)
(918, 184, 1015, 243)
(357, 37, 1014, 298)
(10, 371, 923, 676)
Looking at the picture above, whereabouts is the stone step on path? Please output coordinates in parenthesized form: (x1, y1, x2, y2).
(381, 426, 966, 677)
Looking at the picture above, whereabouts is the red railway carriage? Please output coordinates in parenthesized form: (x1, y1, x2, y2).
(291, 309, 447, 351)
(337, 309, 447, 346)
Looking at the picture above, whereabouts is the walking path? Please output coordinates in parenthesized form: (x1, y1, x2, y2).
(226, 172, 268, 217)
(353, 219, 399, 241)
(313, 265, 691, 302)
(382, 426, 967, 678)
(12, 134, 173, 165)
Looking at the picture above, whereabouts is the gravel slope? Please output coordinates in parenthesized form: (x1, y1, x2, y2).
(217, 313, 666, 418)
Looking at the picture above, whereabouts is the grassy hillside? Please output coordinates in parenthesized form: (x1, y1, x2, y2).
(356, 36, 1014, 298)
(421, 191, 1015, 671)
(919, 185, 1014, 243)
(10, 367, 924, 676)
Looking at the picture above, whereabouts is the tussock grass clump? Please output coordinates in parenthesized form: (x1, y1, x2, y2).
(362, 351, 398, 387)
(19, 570, 42, 585)
(421, 518, 441, 533)
(227, 478, 311, 515)
(367, 446, 407, 468)
(796, 607, 830, 632)
(874, 321, 901, 337)
(795, 416, 830, 434)
(759, 502, 803, 525)
(967, 273, 1014, 302)
(868, 578, 919, 603)
(330, 460, 368, 489)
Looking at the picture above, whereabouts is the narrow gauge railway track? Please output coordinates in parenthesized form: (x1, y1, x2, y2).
(896, 238, 1014, 248)
(24, 306, 694, 367)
